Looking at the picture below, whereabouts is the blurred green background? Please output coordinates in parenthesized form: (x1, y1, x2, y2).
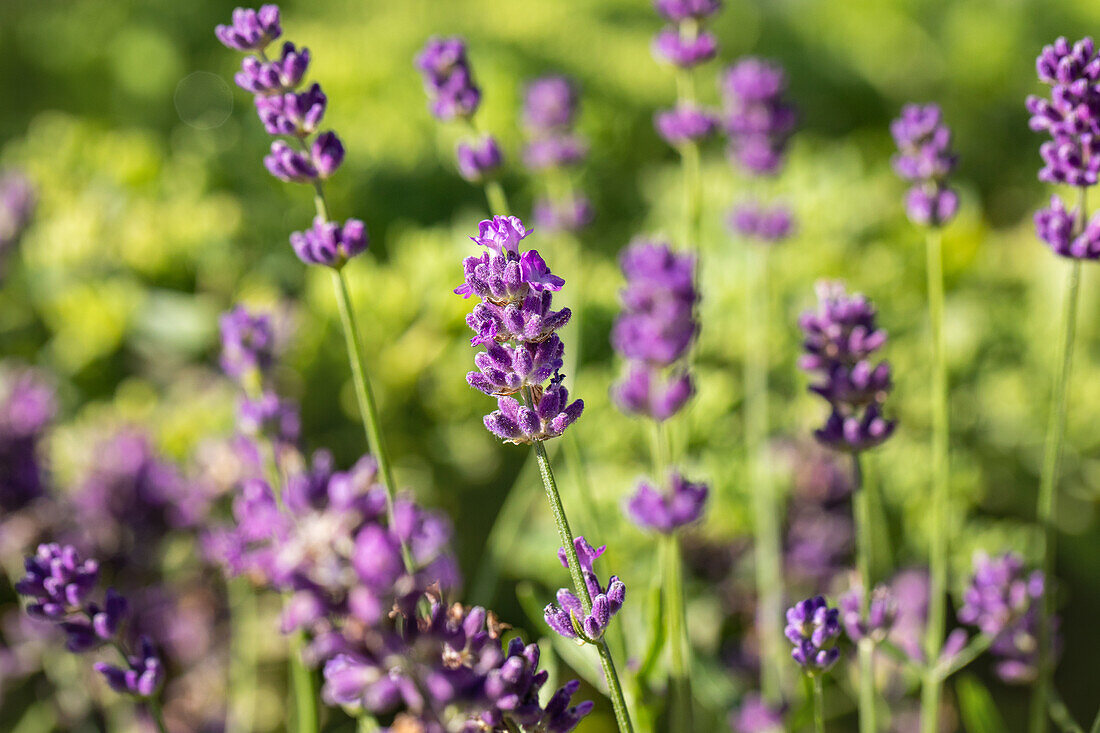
(1, 0, 1099, 730)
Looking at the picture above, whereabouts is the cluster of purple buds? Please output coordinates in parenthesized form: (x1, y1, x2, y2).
(523, 76, 593, 233)
(0, 370, 55, 513)
(218, 5, 368, 269)
(625, 472, 708, 534)
(891, 104, 959, 226)
(654, 102, 719, 147)
(1027, 37, 1100, 188)
(652, 0, 721, 69)
(729, 200, 795, 244)
(322, 600, 592, 732)
(457, 216, 584, 443)
(16, 544, 164, 698)
(721, 58, 797, 175)
(799, 281, 896, 452)
(838, 583, 897, 643)
(784, 595, 841, 672)
(611, 239, 698, 422)
(1034, 195, 1100, 259)
(0, 171, 36, 273)
(958, 552, 1048, 684)
(544, 537, 626, 642)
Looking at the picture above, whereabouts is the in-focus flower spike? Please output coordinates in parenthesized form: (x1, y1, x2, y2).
(1027, 37, 1100, 188)
(215, 4, 281, 52)
(891, 103, 959, 226)
(721, 57, 797, 175)
(799, 281, 897, 452)
(624, 472, 708, 534)
(785, 596, 842, 672)
(729, 201, 795, 244)
(289, 216, 368, 269)
(255, 83, 327, 137)
(839, 583, 897, 643)
(654, 103, 719, 146)
(544, 537, 626, 641)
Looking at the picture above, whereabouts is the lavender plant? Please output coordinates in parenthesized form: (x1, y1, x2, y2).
(1024, 35, 1100, 733)
(785, 596, 841, 733)
(523, 76, 593, 234)
(891, 101, 960, 733)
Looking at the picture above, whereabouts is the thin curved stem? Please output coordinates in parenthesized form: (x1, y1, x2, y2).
(147, 697, 168, 733)
(920, 226, 950, 733)
(933, 632, 992, 682)
(1030, 187, 1087, 733)
(289, 632, 318, 733)
(665, 533, 692, 733)
(532, 438, 635, 733)
(853, 454, 876, 733)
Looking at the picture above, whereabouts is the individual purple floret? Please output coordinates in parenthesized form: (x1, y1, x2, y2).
(721, 58, 797, 175)
(0, 171, 36, 271)
(458, 217, 583, 443)
(654, 103, 718, 146)
(234, 42, 310, 94)
(729, 201, 795, 243)
(611, 363, 693, 421)
(839, 584, 897, 643)
(524, 76, 580, 133)
(730, 693, 785, 733)
(891, 103, 959, 226)
(624, 472, 708, 533)
(93, 637, 164, 698)
(456, 135, 504, 182)
(416, 36, 482, 121)
(1034, 193, 1100, 260)
(785, 596, 841, 672)
(655, 0, 722, 22)
(254, 83, 327, 136)
(215, 4, 281, 51)
(544, 537, 626, 641)
(653, 28, 718, 69)
(219, 306, 275, 380)
(289, 215, 368, 268)
(0, 370, 55, 512)
(799, 281, 896, 452)
(1027, 37, 1100, 188)
(958, 552, 1044, 638)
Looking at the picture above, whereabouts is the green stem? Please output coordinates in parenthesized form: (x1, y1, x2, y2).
(227, 577, 258, 733)
(665, 533, 692, 733)
(147, 697, 168, 733)
(1049, 688, 1084, 733)
(934, 633, 993, 681)
(745, 243, 785, 702)
(485, 179, 510, 217)
(357, 714, 381, 732)
(289, 632, 318, 733)
(813, 675, 826, 733)
(532, 438, 635, 733)
(921, 225, 950, 733)
(853, 454, 876, 733)
(1090, 703, 1100, 733)
(1031, 188, 1087, 733)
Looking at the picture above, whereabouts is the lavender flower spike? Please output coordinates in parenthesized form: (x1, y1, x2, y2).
(785, 596, 841, 672)
(544, 537, 626, 641)
(891, 103, 959, 226)
(721, 58, 797, 175)
(215, 4, 281, 51)
(94, 637, 165, 698)
(15, 543, 99, 621)
(219, 305, 275, 381)
(416, 36, 482, 121)
(289, 215, 369, 268)
(839, 584, 897, 643)
(1027, 37, 1100, 188)
(624, 472, 708, 534)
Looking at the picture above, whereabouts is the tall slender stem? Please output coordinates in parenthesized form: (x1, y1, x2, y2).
(1030, 188, 1087, 733)
(920, 226, 950, 733)
(813, 675, 826, 733)
(665, 533, 692, 733)
(745, 243, 785, 701)
(289, 632, 318, 733)
(485, 179, 509, 217)
(532, 438, 635, 733)
(852, 454, 876, 733)
(227, 577, 257, 733)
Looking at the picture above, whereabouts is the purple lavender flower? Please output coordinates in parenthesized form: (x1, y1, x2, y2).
(729, 201, 795, 243)
(611, 239, 698, 367)
(254, 83, 327, 136)
(958, 552, 1044, 638)
(215, 4, 281, 51)
(721, 58, 797, 175)
(533, 195, 594, 234)
(234, 41, 310, 94)
(839, 584, 897, 643)
(0, 171, 36, 273)
(730, 693, 784, 733)
(653, 28, 718, 68)
(624, 472, 708, 533)
(456, 135, 504, 182)
(416, 36, 482, 121)
(1034, 193, 1100, 260)
(0, 370, 55, 512)
(219, 306, 275, 380)
(238, 390, 301, 446)
(611, 363, 693, 421)
(891, 103, 959, 226)
(784, 596, 841, 672)
(799, 281, 896, 452)
(654, 103, 718, 146)
(544, 537, 626, 641)
(458, 216, 583, 443)
(289, 215, 368, 268)
(93, 637, 164, 698)
(655, 0, 722, 22)
(523, 76, 580, 133)
(264, 139, 318, 182)
(524, 134, 588, 171)
(15, 544, 99, 621)
(1027, 37, 1100, 187)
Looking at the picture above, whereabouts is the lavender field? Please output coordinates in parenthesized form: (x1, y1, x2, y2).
(1, 0, 1099, 731)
